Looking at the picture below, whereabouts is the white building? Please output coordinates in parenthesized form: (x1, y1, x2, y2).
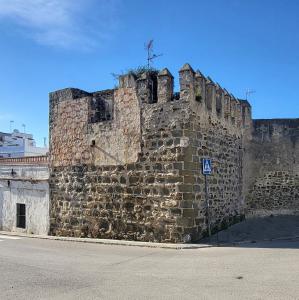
(0, 156, 49, 235)
(0, 130, 48, 158)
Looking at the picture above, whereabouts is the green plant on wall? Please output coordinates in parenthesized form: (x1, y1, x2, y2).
(112, 65, 159, 88)
(127, 65, 158, 79)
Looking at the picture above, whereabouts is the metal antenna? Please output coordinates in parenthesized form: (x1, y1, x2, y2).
(145, 39, 162, 69)
(22, 124, 26, 133)
(245, 89, 256, 100)
(9, 120, 14, 132)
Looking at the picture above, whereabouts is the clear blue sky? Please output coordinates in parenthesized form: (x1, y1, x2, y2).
(0, 0, 298, 146)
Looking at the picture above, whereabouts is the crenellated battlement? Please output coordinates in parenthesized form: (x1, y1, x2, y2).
(49, 63, 253, 168)
(177, 64, 252, 130)
(49, 64, 252, 136)
(51, 67, 253, 167)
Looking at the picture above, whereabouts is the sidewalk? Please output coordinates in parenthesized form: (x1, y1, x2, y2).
(0, 230, 211, 250)
(2, 215, 298, 249)
(200, 214, 299, 245)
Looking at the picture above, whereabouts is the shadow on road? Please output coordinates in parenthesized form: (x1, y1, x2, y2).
(198, 215, 299, 249)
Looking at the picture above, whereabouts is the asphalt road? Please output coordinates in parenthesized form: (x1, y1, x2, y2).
(0, 235, 299, 300)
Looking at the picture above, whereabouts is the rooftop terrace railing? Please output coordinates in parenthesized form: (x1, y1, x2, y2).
(0, 155, 49, 165)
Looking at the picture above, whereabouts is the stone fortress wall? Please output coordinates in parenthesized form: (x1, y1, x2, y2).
(49, 63, 298, 243)
(246, 119, 299, 216)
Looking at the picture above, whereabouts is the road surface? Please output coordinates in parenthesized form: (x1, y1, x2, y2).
(0, 234, 298, 300)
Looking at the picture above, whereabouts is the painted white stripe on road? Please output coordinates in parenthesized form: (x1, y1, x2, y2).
(0, 235, 21, 240)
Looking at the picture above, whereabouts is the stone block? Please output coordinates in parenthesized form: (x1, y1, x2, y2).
(176, 184, 193, 193)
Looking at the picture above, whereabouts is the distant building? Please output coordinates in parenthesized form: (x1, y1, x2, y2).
(0, 129, 48, 158)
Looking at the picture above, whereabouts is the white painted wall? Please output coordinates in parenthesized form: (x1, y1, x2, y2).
(0, 185, 3, 229)
(0, 164, 49, 180)
(0, 164, 49, 235)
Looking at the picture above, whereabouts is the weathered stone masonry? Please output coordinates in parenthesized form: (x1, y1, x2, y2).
(246, 119, 299, 216)
(49, 64, 254, 243)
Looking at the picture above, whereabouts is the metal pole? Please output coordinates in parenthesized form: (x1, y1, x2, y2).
(205, 174, 211, 238)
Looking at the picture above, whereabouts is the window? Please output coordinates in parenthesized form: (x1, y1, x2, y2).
(16, 203, 26, 229)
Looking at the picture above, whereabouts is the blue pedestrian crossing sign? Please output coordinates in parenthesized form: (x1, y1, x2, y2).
(202, 158, 212, 175)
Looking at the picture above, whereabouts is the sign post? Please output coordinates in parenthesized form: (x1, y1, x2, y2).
(202, 158, 212, 238)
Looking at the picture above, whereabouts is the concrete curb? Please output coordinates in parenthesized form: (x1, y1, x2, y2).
(1, 231, 298, 249)
(209, 235, 299, 247)
(0, 231, 212, 250)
